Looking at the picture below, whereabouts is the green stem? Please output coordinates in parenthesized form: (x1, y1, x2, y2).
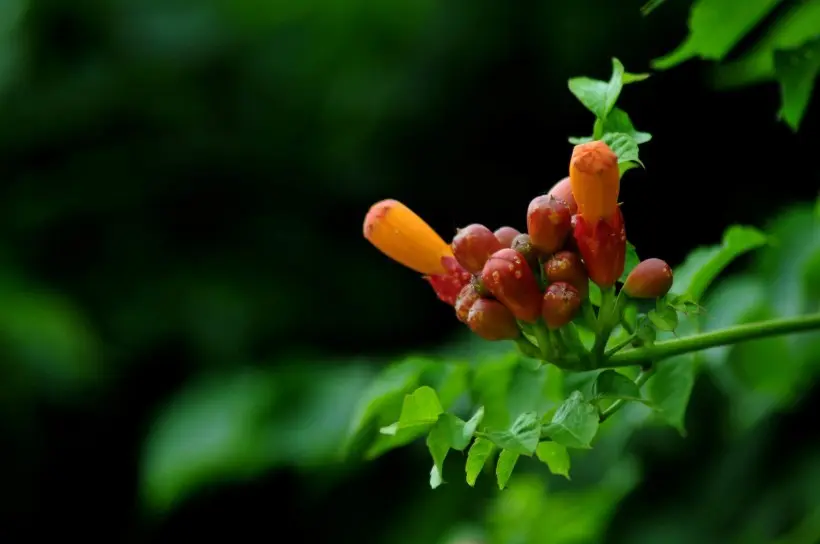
(604, 313, 820, 368)
(533, 321, 553, 360)
(605, 332, 638, 358)
(581, 300, 598, 332)
(515, 336, 541, 359)
(592, 287, 619, 362)
(600, 367, 655, 421)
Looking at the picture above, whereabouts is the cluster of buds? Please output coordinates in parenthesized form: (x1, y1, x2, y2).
(363, 141, 673, 350)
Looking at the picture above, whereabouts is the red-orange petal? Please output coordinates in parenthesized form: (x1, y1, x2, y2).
(363, 199, 453, 275)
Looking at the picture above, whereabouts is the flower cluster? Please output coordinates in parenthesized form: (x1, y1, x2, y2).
(363, 141, 673, 345)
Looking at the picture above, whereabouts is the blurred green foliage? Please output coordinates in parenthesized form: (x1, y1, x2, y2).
(0, 0, 817, 542)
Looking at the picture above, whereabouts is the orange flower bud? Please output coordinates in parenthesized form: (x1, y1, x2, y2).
(546, 176, 578, 215)
(363, 199, 453, 275)
(455, 283, 482, 323)
(544, 251, 589, 299)
(467, 299, 519, 341)
(481, 248, 542, 323)
(542, 282, 581, 329)
(494, 226, 521, 248)
(527, 195, 572, 254)
(452, 224, 504, 274)
(569, 141, 619, 222)
(623, 258, 673, 299)
(573, 207, 626, 289)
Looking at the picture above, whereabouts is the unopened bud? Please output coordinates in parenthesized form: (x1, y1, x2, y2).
(511, 233, 538, 265)
(467, 298, 519, 341)
(481, 248, 542, 323)
(470, 274, 490, 296)
(455, 284, 482, 323)
(527, 195, 572, 254)
(569, 141, 619, 222)
(494, 226, 521, 248)
(452, 224, 504, 274)
(623, 258, 673, 299)
(544, 251, 589, 299)
(546, 176, 578, 215)
(573, 207, 626, 289)
(542, 282, 581, 329)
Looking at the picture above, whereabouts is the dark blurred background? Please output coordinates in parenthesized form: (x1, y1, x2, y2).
(0, 0, 817, 542)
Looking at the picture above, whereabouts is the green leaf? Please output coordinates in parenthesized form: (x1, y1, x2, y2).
(471, 353, 519, 429)
(647, 355, 697, 435)
(636, 316, 657, 344)
(602, 132, 643, 168)
(592, 370, 644, 403)
(568, 108, 652, 146)
(465, 437, 496, 487)
(567, 58, 625, 119)
(712, 0, 820, 90)
(602, 108, 652, 144)
(535, 442, 571, 480)
(541, 391, 599, 449)
(496, 449, 520, 490)
(619, 242, 640, 283)
(380, 386, 443, 435)
(648, 306, 679, 332)
(426, 406, 485, 488)
(672, 225, 768, 302)
(651, 0, 784, 70)
(485, 411, 541, 456)
(589, 282, 602, 306)
(622, 72, 650, 84)
(344, 357, 432, 456)
(774, 37, 820, 131)
(368, 385, 443, 458)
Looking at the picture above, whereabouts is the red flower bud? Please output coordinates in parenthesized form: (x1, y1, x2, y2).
(573, 207, 626, 289)
(542, 282, 581, 329)
(452, 224, 504, 274)
(623, 258, 673, 299)
(527, 195, 572, 254)
(425, 256, 472, 306)
(546, 176, 578, 215)
(494, 226, 521, 248)
(455, 284, 482, 323)
(481, 248, 542, 323)
(544, 251, 589, 299)
(467, 299, 519, 341)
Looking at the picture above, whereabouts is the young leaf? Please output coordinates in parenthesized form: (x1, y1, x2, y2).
(567, 58, 625, 119)
(592, 370, 643, 402)
(426, 407, 485, 489)
(368, 385, 443, 458)
(774, 37, 820, 131)
(465, 437, 496, 487)
(602, 108, 652, 144)
(636, 316, 657, 344)
(619, 242, 640, 283)
(536, 442, 571, 479)
(602, 133, 643, 167)
(648, 306, 679, 332)
(568, 108, 652, 146)
(671, 225, 768, 302)
(496, 449, 520, 490)
(541, 391, 599, 449)
(651, 0, 784, 70)
(646, 355, 697, 435)
(380, 386, 443, 435)
(485, 412, 540, 456)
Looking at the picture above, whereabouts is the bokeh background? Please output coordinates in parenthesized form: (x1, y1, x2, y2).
(0, 0, 818, 542)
